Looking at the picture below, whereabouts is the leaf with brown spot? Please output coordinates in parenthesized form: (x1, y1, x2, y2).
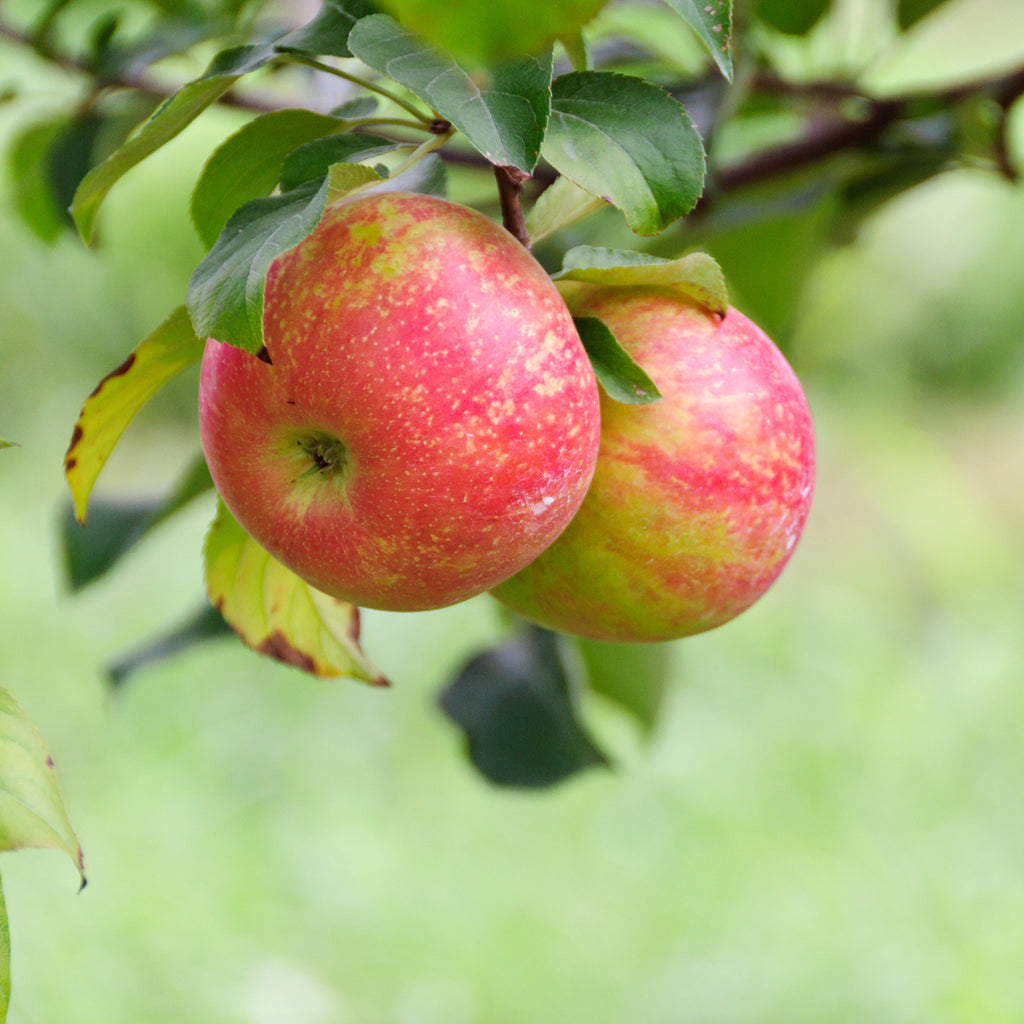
(204, 501, 388, 685)
(65, 306, 205, 523)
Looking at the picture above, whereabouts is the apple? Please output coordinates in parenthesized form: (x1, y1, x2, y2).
(199, 191, 600, 612)
(490, 285, 816, 642)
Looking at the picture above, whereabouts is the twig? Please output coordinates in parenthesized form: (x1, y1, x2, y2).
(494, 165, 531, 248)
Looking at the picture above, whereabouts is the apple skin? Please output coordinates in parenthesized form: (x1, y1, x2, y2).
(490, 285, 816, 642)
(199, 192, 600, 612)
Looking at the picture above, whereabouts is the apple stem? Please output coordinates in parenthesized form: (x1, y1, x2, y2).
(494, 165, 531, 249)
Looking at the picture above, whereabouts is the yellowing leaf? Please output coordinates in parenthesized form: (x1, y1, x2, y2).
(0, 688, 85, 882)
(204, 502, 388, 685)
(557, 246, 729, 316)
(65, 307, 204, 523)
(526, 175, 606, 244)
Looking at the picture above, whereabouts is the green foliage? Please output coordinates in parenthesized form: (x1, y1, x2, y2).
(662, 0, 733, 80)
(574, 317, 663, 403)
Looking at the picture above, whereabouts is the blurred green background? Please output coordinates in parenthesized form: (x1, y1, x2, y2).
(3, 7, 1024, 1023)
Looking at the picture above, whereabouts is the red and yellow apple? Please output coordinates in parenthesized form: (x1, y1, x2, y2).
(199, 192, 600, 612)
(491, 285, 816, 641)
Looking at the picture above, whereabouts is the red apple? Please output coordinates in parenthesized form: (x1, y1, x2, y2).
(199, 192, 600, 612)
(490, 285, 815, 641)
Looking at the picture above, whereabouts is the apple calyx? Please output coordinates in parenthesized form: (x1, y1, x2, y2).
(294, 432, 348, 482)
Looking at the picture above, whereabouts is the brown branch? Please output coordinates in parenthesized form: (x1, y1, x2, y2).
(494, 165, 531, 248)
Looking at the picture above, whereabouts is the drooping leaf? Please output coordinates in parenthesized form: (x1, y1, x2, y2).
(440, 626, 609, 787)
(575, 637, 671, 734)
(61, 455, 214, 591)
(542, 70, 705, 235)
(558, 245, 728, 314)
(573, 317, 662, 404)
(107, 603, 235, 688)
(278, 132, 398, 191)
(71, 44, 274, 243)
(204, 501, 388, 684)
(190, 109, 347, 249)
(0, 688, 85, 883)
(348, 14, 553, 172)
(375, 0, 606, 66)
(663, 0, 733, 81)
(525, 174, 606, 244)
(275, 0, 381, 58)
(186, 176, 332, 355)
(65, 307, 205, 523)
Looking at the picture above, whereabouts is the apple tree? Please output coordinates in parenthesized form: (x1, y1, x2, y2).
(1, 0, 1024, 1015)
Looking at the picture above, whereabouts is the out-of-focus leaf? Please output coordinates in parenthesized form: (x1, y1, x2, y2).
(375, 0, 605, 66)
(65, 307, 205, 523)
(862, 0, 1024, 97)
(107, 604, 235, 688)
(542, 71, 705, 235)
(204, 501, 388, 684)
(190, 109, 346, 249)
(439, 626, 609, 788)
(0, 442, 14, 451)
(6, 118, 66, 243)
(186, 176, 331, 355)
(71, 44, 274, 243)
(663, 0, 733, 81)
(278, 132, 397, 191)
(897, 0, 948, 29)
(0, 688, 85, 884)
(575, 637, 671, 734)
(276, 0, 381, 58)
(0, 875, 8, 1022)
(558, 245, 728, 315)
(753, 0, 830, 35)
(348, 15, 553, 172)
(61, 455, 213, 591)
(574, 317, 662, 404)
(525, 175, 606, 244)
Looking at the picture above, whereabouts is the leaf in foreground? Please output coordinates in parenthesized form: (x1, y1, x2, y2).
(439, 626, 608, 787)
(542, 71, 705, 236)
(0, 688, 85, 881)
(663, 0, 733, 82)
(204, 501, 388, 684)
(573, 317, 662, 404)
(558, 245, 729, 315)
(64, 306, 205, 523)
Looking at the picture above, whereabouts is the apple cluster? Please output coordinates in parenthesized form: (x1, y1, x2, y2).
(199, 192, 815, 643)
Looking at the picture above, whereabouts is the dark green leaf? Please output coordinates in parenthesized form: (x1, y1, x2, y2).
(897, 0, 947, 29)
(61, 455, 213, 591)
(191, 109, 347, 249)
(439, 627, 609, 788)
(278, 131, 398, 191)
(348, 14, 553, 172)
(574, 317, 662, 404)
(543, 71, 705, 235)
(575, 637, 671, 733)
(71, 43, 275, 243)
(6, 118, 67, 243)
(276, 0, 381, 58)
(753, 0, 829, 35)
(187, 176, 331, 354)
(375, 0, 606, 66)
(107, 604, 235, 688)
(663, 0, 733, 81)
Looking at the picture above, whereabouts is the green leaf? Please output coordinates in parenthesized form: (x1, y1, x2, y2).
(204, 501, 388, 684)
(575, 637, 671, 734)
(558, 245, 729, 315)
(65, 307, 205, 523)
(574, 317, 662, 404)
(107, 604, 234, 688)
(190, 109, 346, 250)
(0, 688, 85, 883)
(348, 14, 553, 172)
(861, 0, 1024, 97)
(439, 626, 609, 788)
(278, 132, 398, 191)
(542, 71, 705, 236)
(186, 176, 332, 355)
(71, 44, 274, 243)
(6, 118, 67, 243)
(525, 174, 606, 243)
(276, 0, 381, 58)
(61, 455, 213, 592)
(753, 0, 830, 34)
(375, 0, 606, 66)
(663, 0, 733, 81)
(0, 441, 15, 451)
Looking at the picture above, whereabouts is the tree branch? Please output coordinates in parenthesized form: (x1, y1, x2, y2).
(494, 165, 531, 248)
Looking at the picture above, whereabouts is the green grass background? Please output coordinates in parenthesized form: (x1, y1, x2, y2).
(2, 55, 1024, 1024)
